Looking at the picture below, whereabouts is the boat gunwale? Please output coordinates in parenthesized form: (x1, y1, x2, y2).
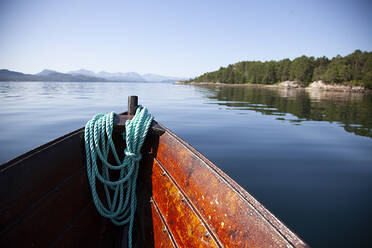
(159, 123, 309, 248)
(0, 128, 84, 173)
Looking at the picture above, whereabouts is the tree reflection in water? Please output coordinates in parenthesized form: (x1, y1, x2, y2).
(197, 85, 372, 138)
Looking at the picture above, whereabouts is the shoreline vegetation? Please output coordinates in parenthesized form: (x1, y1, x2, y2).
(179, 50, 372, 93)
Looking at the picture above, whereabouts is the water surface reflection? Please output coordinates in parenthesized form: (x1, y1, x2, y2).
(198, 85, 372, 138)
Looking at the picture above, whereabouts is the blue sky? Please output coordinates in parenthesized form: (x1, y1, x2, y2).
(0, 0, 371, 78)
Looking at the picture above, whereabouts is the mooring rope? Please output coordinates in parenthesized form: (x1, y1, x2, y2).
(84, 106, 153, 248)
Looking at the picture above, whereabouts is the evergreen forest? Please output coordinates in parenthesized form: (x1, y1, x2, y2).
(190, 50, 372, 89)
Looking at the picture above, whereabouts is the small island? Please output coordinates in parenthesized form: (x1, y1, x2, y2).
(180, 50, 372, 93)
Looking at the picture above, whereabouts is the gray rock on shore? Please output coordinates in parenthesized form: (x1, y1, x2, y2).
(307, 80, 365, 92)
(278, 80, 365, 92)
(278, 81, 302, 88)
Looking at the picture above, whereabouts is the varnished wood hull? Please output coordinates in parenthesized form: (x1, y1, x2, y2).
(0, 114, 308, 247)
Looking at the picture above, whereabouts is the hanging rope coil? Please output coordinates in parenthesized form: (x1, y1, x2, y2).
(84, 106, 153, 248)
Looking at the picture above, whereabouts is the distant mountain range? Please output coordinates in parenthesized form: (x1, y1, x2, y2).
(0, 69, 186, 82)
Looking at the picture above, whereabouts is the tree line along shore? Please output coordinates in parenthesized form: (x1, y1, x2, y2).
(184, 50, 372, 90)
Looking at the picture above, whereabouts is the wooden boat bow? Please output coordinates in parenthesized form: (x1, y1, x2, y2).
(0, 96, 308, 247)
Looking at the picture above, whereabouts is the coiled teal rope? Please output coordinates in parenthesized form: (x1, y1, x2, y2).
(84, 106, 153, 248)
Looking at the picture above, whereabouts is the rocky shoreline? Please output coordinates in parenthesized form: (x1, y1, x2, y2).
(175, 80, 370, 93)
(279, 80, 366, 93)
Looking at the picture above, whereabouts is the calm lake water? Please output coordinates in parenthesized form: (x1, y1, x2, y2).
(1, 81, 372, 247)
